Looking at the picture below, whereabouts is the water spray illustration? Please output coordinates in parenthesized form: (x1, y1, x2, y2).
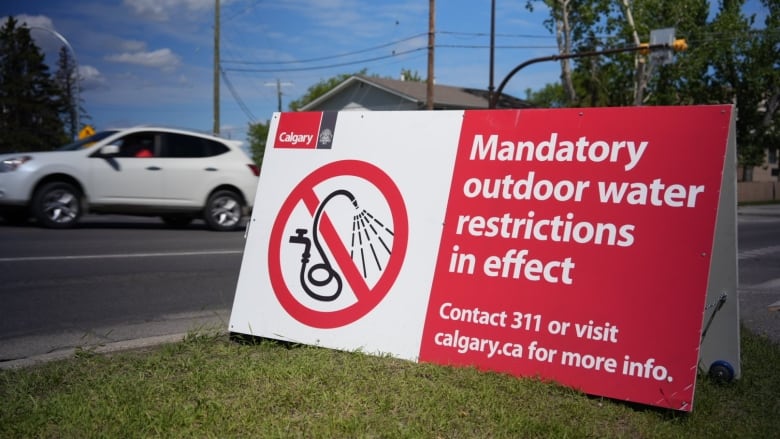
(289, 188, 395, 302)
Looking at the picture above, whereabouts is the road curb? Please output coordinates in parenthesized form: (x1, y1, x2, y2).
(0, 331, 225, 370)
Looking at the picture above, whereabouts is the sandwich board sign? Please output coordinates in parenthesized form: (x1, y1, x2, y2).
(230, 105, 739, 412)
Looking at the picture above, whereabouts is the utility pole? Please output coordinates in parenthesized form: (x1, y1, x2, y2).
(265, 79, 293, 112)
(426, 0, 435, 110)
(488, 0, 495, 106)
(213, 0, 220, 134)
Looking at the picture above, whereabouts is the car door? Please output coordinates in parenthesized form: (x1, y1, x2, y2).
(157, 132, 225, 207)
(87, 131, 165, 205)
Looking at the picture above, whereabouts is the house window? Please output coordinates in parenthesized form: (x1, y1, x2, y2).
(768, 148, 778, 164)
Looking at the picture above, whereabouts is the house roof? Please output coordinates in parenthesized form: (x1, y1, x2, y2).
(300, 74, 529, 111)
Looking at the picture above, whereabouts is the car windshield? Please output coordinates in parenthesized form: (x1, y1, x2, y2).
(57, 130, 120, 151)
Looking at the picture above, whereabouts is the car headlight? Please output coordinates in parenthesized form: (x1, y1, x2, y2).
(0, 156, 32, 172)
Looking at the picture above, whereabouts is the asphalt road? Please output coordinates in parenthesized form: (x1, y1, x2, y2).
(736, 204, 780, 344)
(0, 215, 246, 366)
(0, 206, 778, 369)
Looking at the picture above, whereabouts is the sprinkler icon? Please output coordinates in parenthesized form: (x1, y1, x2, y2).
(289, 189, 395, 302)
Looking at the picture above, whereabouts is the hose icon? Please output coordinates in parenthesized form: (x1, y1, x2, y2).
(289, 189, 358, 302)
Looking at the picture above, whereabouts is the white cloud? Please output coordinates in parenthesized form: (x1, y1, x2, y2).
(120, 40, 148, 53)
(15, 14, 54, 30)
(78, 65, 107, 90)
(122, 0, 234, 21)
(106, 48, 181, 72)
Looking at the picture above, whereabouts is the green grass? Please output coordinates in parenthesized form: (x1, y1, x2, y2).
(1, 328, 778, 438)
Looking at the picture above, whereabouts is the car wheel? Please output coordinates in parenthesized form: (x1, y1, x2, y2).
(161, 215, 194, 228)
(204, 190, 244, 231)
(32, 182, 82, 229)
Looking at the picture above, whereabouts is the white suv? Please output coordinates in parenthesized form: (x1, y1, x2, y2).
(0, 126, 259, 231)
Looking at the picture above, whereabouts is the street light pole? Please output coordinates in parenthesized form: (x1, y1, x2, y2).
(30, 26, 80, 137)
(488, 42, 686, 109)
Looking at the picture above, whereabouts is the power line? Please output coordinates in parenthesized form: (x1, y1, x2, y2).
(222, 32, 428, 65)
(225, 27, 744, 73)
(438, 30, 558, 39)
(221, 31, 554, 67)
(222, 47, 427, 73)
(222, 0, 263, 22)
(437, 44, 558, 49)
(220, 67, 257, 123)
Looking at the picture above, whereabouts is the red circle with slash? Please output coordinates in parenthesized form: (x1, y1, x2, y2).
(268, 160, 408, 328)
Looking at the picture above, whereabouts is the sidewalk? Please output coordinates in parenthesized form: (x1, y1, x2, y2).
(738, 202, 780, 217)
(0, 309, 230, 370)
(736, 202, 780, 344)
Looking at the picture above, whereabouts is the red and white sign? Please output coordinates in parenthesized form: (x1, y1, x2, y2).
(268, 159, 408, 328)
(230, 106, 736, 411)
(274, 111, 322, 148)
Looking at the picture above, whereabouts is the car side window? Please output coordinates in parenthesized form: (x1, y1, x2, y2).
(116, 133, 157, 158)
(203, 139, 229, 157)
(159, 133, 229, 158)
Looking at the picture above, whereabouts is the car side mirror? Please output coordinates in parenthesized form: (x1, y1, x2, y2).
(99, 144, 120, 155)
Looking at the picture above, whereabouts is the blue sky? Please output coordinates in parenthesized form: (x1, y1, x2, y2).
(2, 0, 769, 143)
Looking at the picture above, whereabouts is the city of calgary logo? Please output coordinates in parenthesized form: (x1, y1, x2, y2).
(274, 111, 337, 149)
(268, 160, 408, 328)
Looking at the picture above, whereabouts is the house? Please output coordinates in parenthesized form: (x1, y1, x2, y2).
(299, 74, 529, 112)
(740, 147, 779, 182)
(737, 147, 780, 202)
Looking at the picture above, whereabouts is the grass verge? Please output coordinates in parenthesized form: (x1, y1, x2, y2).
(1, 327, 778, 438)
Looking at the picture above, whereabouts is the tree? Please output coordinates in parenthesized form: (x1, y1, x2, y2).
(605, 0, 711, 106)
(400, 68, 423, 82)
(54, 45, 88, 140)
(525, 83, 567, 108)
(526, 0, 612, 105)
(753, 0, 780, 159)
(247, 121, 268, 167)
(707, 0, 770, 177)
(0, 17, 67, 153)
(527, 0, 777, 178)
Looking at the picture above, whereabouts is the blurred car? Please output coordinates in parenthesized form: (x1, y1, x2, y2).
(0, 126, 259, 231)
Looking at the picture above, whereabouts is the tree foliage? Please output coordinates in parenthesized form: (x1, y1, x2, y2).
(400, 68, 423, 82)
(524, 0, 778, 172)
(753, 0, 780, 157)
(247, 121, 268, 167)
(54, 46, 89, 141)
(526, 0, 613, 104)
(0, 17, 69, 153)
(524, 83, 567, 108)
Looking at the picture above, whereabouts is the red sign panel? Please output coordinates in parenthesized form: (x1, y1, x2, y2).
(274, 112, 323, 149)
(418, 106, 731, 411)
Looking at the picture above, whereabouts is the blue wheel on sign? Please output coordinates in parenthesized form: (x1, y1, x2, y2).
(708, 360, 734, 383)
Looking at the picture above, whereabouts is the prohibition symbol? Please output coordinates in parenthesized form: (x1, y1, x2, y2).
(268, 160, 408, 328)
